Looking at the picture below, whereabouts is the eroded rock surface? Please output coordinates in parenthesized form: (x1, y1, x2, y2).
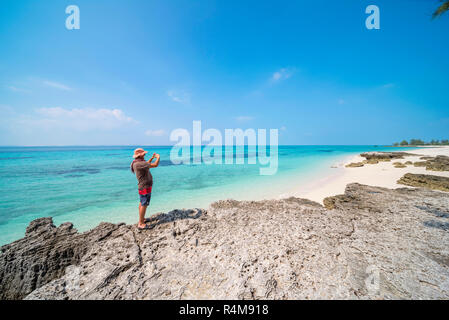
(0, 218, 120, 299)
(397, 173, 449, 192)
(418, 156, 449, 172)
(413, 156, 449, 171)
(1, 184, 449, 300)
(346, 152, 419, 168)
(345, 162, 365, 168)
(393, 162, 407, 168)
(360, 152, 417, 161)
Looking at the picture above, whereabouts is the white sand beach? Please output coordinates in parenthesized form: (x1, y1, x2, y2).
(287, 146, 449, 204)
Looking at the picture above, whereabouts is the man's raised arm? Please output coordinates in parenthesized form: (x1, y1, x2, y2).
(149, 153, 160, 168)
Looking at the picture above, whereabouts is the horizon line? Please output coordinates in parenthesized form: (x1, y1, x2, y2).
(0, 144, 395, 148)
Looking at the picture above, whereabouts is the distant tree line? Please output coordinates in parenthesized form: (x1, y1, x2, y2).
(392, 139, 449, 146)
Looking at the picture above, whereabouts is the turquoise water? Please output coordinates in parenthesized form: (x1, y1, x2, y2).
(0, 145, 412, 245)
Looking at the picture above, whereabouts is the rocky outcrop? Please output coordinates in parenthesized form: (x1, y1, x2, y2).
(347, 152, 449, 172)
(414, 161, 427, 167)
(345, 162, 365, 168)
(0, 218, 120, 300)
(413, 156, 449, 171)
(360, 152, 417, 161)
(397, 173, 449, 192)
(345, 152, 419, 168)
(424, 156, 449, 172)
(1, 183, 449, 300)
(393, 162, 407, 168)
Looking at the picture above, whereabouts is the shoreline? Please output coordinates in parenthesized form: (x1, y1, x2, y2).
(0, 145, 421, 247)
(1, 148, 449, 299)
(287, 146, 449, 204)
(4, 180, 449, 299)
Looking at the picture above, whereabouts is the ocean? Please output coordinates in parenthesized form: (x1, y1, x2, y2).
(0, 145, 412, 245)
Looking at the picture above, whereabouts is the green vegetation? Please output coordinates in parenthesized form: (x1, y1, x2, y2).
(433, 1, 449, 19)
(392, 139, 449, 146)
(410, 139, 425, 145)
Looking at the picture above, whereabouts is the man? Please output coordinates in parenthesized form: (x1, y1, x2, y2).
(130, 148, 160, 230)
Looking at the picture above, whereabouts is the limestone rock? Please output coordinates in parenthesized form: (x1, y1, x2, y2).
(364, 159, 379, 165)
(346, 162, 365, 168)
(426, 156, 449, 172)
(323, 194, 355, 210)
(360, 152, 417, 161)
(1, 184, 449, 300)
(414, 161, 427, 167)
(397, 173, 449, 192)
(413, 156, 449, 172)
(393, 162, 407, 168)
(0, 217, 120, 299)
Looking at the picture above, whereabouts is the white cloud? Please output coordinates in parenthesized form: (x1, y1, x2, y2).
(43, 80, 72, 91)
(167, 90, 190, 104)
(235, 116, 254, 122)
(6, 86, 31, 93)
(382, 83, 395, 89)
(145, 129, 165, 137)
(271, 68, 294, 82)
(280, 126, 287, 131)
(28, 107, 137, 130)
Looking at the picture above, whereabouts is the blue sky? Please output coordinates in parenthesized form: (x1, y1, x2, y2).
(0, 0, 448, 145)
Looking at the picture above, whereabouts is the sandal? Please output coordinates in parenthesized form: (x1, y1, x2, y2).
(137, 224, 153, 230)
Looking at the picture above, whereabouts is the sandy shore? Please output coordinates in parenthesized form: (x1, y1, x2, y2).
(287, 146, 449, 204)
(6, 180, 449, 299)
(2, 147, 449, 300)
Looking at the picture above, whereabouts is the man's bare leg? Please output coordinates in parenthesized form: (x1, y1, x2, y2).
(138, 203, 148, 228)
